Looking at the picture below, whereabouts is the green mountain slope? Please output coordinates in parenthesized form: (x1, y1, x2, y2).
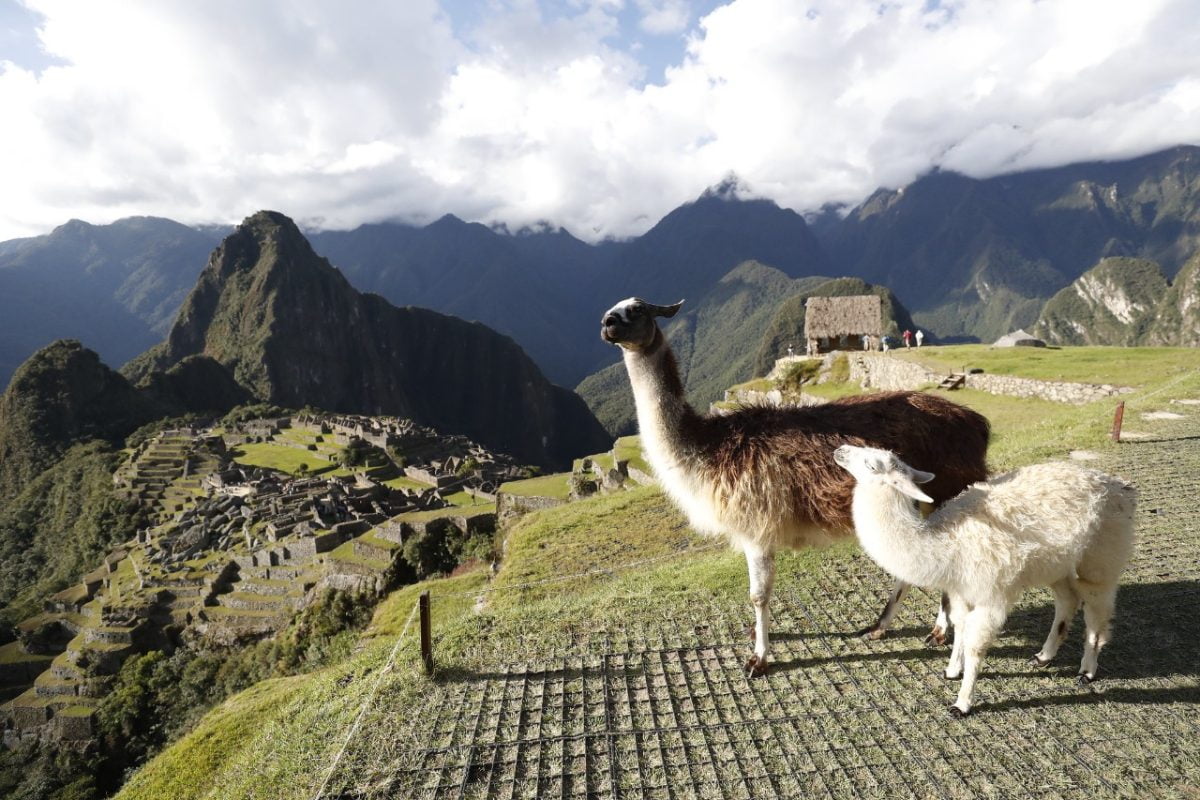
(0, 442, 145, 626)
(124, 211, 609, 469)
(1146, 253, 1200, 347)
(0, 340, 159, 506)
(1035, 253, 1200, 347)
(1035, 258, 1168, 345)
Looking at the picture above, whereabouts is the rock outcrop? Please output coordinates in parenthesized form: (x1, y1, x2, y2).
(123, 211, 610, 469)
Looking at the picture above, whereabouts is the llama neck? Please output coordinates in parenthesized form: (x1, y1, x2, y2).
(623, 330, 696, 469)
(850, 485, 947, 589)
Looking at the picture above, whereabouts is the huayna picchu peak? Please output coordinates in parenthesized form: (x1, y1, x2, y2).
(122, 211, 609, 470)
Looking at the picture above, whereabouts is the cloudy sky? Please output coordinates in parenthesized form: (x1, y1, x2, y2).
(2, 0, 1199, 243)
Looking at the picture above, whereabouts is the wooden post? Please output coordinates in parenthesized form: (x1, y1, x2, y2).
(419, 590, 433, 675)
(1110, 401, 1126, 442)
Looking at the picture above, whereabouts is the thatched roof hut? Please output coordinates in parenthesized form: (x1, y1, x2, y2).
(803, 295, 884, 354)
(805, 295, 883, 338)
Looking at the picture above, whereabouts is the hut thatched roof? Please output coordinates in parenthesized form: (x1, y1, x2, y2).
(804, 295, 883, 338)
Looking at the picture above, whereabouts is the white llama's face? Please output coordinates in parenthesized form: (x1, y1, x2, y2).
(833, 445, 936, 503)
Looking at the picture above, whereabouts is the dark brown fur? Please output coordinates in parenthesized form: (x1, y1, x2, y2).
(684, 390, 991, 530)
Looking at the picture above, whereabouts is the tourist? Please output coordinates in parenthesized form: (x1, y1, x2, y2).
(902, 329, 913, 348)
(915, 329, 925, 347)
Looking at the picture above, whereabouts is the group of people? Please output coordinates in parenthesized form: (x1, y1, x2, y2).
(876, 328, 924, 352)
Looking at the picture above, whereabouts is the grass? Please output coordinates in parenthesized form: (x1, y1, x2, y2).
(232, 444, 339, 477)
(895, 344, 1200, 386)
(390, 503, 496, 525)
(488, 484, 706, 610)
(382, 475, 433, 492)
(0, 641, 53, 665)
(497, 472, 572, 500)
(613, 435, 651, 476)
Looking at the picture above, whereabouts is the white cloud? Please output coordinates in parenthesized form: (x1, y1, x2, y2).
(636, 0, 690, 34)
(1, 0, 1199, 242)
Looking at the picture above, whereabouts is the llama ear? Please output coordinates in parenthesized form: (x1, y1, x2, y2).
(648, 300, 684, 318)
(910, 468, 935, 484)
(888, 474, 935, 504)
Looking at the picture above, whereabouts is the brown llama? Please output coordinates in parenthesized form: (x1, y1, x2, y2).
(600, 297, 990, 675)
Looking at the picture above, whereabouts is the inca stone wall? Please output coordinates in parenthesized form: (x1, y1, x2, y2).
(846, 353, 1131, 405)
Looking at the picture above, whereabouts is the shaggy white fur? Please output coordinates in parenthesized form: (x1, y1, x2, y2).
(835, 445, 1137, 716)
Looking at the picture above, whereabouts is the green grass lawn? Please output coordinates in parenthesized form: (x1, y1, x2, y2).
(232, 444, 349, 477)
(895, 344, 1200, 386)
(382, 475, 433, 492)
(498, 472, 572, 499)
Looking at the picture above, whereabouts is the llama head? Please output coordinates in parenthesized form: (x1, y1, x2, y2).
(833, 444, 936, 504)
(601, 297, 684, 351)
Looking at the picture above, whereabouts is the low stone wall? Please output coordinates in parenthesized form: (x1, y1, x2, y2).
(496, 492, 566, 526)
(845, 353, 1132, 405)
(962, 372, 1131, 404)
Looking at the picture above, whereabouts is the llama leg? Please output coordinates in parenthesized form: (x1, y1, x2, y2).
(926, 592, 952, 647)
(944, 596, 968, 680)
(858, 579, 908, 640)
(1077, 584, 1117, 684)
(743, 543, 776, 677)
(1032, 579, 1080, 666)
(951, 604, 1006, 717)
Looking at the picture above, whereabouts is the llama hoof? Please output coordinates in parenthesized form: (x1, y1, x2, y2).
(854, 625, 886, 641)
(924, 627, 947, 647)
(948, 705, 969, 718)
(1076, 673, 1094, 686)
(1029, 655, 1050, 668)
(745, 655, 769, 678)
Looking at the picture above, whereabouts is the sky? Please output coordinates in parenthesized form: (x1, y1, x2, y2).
(1, 0, 1199, 243)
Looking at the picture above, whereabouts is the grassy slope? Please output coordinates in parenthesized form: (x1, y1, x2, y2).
(115, 347, 1200, 798)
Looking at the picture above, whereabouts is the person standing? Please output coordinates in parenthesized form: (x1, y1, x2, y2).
(915, 329, 925, 347)
(902, 329, 913, 348)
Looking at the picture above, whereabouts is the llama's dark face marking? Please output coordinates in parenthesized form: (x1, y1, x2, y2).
(601, 297, 684, 351)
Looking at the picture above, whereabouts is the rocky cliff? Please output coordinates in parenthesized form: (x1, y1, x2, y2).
(1035, 254, 1200, 346)
(123, 211, 609, 468)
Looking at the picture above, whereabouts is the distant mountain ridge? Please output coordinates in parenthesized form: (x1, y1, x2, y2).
(817, 145, 1200, 342)
(123, 211, 609, 469)
(0, 217, 225, 384)
(2, 145, 1198, 394)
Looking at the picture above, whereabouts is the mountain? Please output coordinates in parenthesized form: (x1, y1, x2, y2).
(1035, 253, 1200, 346)
(1146, 253, 1200, 346)
(0, 217, 224, 387)
(577, 262, 833, 435)
(124, 211, 609, 469)
(309, 217, 615, 386)
(818, 145, 1200, 342)
(605, 178, 831, 307)
(0, 340, 161, 506)
(4, 147, 1199, 394)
